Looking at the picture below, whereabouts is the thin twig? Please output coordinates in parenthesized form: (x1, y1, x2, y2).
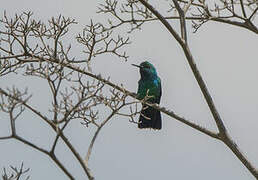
(85, 105, 124, 164)
(239, 0, 247, 18)
(249, 7, 258, 20)
(173, 0, 188, 43)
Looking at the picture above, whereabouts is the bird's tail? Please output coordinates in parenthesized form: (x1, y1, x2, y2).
(138, 106, 161, 130)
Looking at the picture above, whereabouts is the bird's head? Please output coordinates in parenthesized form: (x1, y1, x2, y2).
(132, 61, 157, 79)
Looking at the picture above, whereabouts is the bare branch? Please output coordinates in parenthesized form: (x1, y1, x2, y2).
(183, 0, 194, 15)
(0, 88, 93, 179)
(173, 0, 188, 43)
(240, 0, 247, 18)
(85, 106, 122, 164)
(0, 136, 12, 140)
(138, 0, 185, 45)
(138, 0, 258, 178)
(2, 162, 30, 180)
(249, 6, 258, 20)
(76, 21, 130, 66)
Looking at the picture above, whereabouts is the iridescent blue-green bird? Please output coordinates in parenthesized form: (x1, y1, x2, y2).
(132, 61, 162, 130)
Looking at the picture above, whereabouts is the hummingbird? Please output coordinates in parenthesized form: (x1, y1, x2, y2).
(132, 61, 162, 130)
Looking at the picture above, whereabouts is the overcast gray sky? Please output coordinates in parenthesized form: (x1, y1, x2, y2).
(1, 0, 258, 180)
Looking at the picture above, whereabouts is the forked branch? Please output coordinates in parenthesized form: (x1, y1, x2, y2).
(138, 0, 258, 178)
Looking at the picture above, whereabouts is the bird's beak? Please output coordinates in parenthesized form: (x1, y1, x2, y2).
(131, 64, 141, 68)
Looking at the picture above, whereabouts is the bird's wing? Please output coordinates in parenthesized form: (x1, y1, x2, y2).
(137, 79, 145, 100)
